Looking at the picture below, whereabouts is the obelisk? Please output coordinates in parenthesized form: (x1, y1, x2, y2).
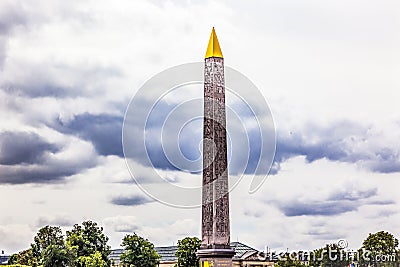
(197, 28, 235, 267)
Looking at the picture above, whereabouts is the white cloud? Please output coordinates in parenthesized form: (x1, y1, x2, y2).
(103, 215, 140, 233)
(34, 213, 74, 228)
(230, 157, 400, 251)
(0, 224, 34, 254)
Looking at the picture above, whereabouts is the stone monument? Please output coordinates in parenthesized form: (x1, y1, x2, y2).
(197, 27, 235, 267)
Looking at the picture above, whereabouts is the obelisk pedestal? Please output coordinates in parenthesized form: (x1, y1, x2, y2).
(197, 28, 235, 267)
(197, 249, 235, 267)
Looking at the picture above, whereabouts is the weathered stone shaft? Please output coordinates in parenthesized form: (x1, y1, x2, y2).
(201, 56, 230, 249)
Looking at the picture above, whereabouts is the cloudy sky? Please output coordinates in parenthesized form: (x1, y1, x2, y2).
(1, 0, 400, 255)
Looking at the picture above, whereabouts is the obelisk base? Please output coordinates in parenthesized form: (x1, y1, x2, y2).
(197, 248, 235, 267)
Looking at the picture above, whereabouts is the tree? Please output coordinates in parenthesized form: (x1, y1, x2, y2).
(76, 251, 108, 267)
(308, 247, 323, 267)
(66, 220, 111, 267)
(31, 225, 64, 260)
(120, 233, 160, 267)
(308, 243, 350, 267)
(274, 252, 304, 267)
(7, 226, 66, 266)
(41, 244, 75, 267)
(175, 237, 201, 267)
(359, 231, 399, 267)
(7, 253, 19, 265)
(9, 248, 38, 266)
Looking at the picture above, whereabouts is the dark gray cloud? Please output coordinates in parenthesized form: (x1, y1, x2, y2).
(1, 166, 60, 184)
(135, 103, 400, 177)
(141, 100, 186, 170)
(0, 3, 27, 35)
(125, 96, 272, 175)
(274, 121, 360, 164)
(273, 121, 400, 174)
(45, 110, 400, 182)
(328, 188, 377, 201)
(111, 195, 153, 206)
(0, 131, 97, 184)
(368, 151, 400, 173)
(276, 200, 358, 217)
(367, 199, 396, 206)
(271, 186, 393, 217)
(124, 97, 199, 171)
(0, 163, 88, 184)
(2, 64, 122, 98)
(51, 113, 123, 157)
(0, 131, 59, 165)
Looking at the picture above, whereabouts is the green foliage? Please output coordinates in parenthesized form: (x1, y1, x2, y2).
(7, 226, 68, 267)
(308, 243, 350, 267)
(359, 231, 399, 267)
(5, 221, 112, 267)
(175, 237, 201, 267)
(41, 244, 75, 267)
(307, 247, 324, 267)
(31, 225, 64, 259)
(7, 253, 19, 264)
(3, 265, 32, 267)
(66, 220, 111, 267)
(8, 248, 38, 267)
(120, 233, 160, 267)
(76, 251, 108, 267)
(274, 252, 304, 267)
(30, 225, 67, 266)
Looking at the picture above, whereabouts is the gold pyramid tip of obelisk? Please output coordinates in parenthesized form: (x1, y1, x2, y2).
(205, 27, 223, 59)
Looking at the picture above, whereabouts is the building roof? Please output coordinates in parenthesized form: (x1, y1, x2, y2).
(109, 248, 123, 264)
(155, 245, 178, 262)
(230, 241, 258, 259)
(109, 242, 260, 264)
(0, 255, 10, 265)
